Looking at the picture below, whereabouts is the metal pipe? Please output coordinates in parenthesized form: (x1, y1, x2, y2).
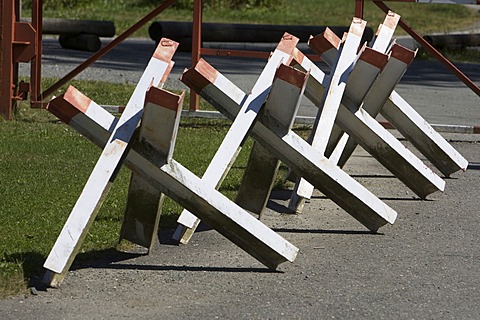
(190, 0, 202, 111)
(355, 0, 365, 18)
(424, 33, 480, 49)
(41, 18, 115, 37)
(31, 0, 42, 106)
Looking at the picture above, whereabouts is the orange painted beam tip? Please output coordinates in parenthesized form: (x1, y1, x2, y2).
(145, 87, 184, 113)
(308, 29, 341, 55)
(275, 65, 309, 89)
(153, 38, 179, 62)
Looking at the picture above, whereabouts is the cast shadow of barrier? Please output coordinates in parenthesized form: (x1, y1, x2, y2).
(3, 252, 46, 289)
(272, 228, 383, 236)
(89, 263, 277, 274)
(467, 162, 480, 170)
(265, 187, 430, 214)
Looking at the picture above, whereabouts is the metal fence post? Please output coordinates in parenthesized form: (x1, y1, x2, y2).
(0, 0, 15, 120)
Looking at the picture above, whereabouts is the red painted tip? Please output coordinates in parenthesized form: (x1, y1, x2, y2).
(383, 11, 400, 29)
(389, 43, 416, 65)
(153, 38, 179, 62)
(145, 87, 184, 113)
(275, 64, 308, 89)
(308, 28, 341, 56)
(349, 17, 367, 37)
(276, 32, 300, 56)
(358, 47, 389, 70)
(46, 86, 91, 124)
(181, 59, 218, 94)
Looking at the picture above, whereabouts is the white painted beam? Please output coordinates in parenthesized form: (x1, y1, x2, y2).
(235, 65, 309, 218)
(291, 39, 446, 198)
(336, 43, 418, 167)
(290, 36, 389, 213)
(371, 11, 400, 53)
(289, 19, 367, 213)
(43, 39, 179, 286)
(380, 92, 468, 176)
(172, 34, 300, 244)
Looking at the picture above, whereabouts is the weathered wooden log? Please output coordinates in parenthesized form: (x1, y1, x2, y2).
(149, 21, 374, 51)
(43, 18, 115, 37)
(59, 34, 101, 52)
(424, 33, 480, 50)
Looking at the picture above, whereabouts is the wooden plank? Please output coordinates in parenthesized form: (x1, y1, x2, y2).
(381, 92, 468, 176)
(335, 43, 418, 167)
(46, 87, 299, 274)
(290, 35, 389, 213)
(49, 46, 178, 253)
(46, 85, 119, 147)
(119, 88, 184, 252)
(130, 156, 300, 270)
(172, 33, 300, 244)
(43, 39, 178, 287)
(181, 59, 398, 232)
(118, 51, 176, 251)
(235, 65, 309, 218)
(325, 11, 400, 157)
(371, 11, 400, 53)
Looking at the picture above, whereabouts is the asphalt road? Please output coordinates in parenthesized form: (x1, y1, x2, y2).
(6, 37, 480, 319)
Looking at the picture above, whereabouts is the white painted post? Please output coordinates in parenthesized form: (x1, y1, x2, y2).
(325, 11, 400, 157)
(181, 58, 398, 232)
(119, 88, 184, 252)
(46, 85, 119, 148)
(289, 18, 367, 214)
(371, 11, 401, 53)
(335, 42, 419, 167)
(46, 87, 299, 279)
(235, 65, 309, 218)
(172, 34, 300, 244)
(380, 92, 468, 176)
(118, 42, 178, 252)
(43, 39, 178, 286)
